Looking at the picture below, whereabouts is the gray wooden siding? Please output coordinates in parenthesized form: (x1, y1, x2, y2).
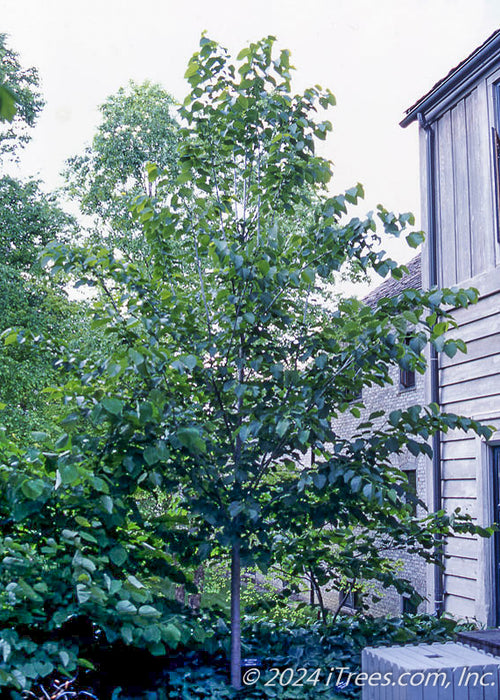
(439, 290, 500, 619)
(434, 82, 497, 287)
(416, 51, 500, 625)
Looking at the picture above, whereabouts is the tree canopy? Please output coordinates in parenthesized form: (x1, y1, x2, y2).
(0, 33, 44, 161)
(64, 80, 179, 257)
(39, 36, 492, 689)
(0, 34, 493, 694)
(0, 36, 81, 442)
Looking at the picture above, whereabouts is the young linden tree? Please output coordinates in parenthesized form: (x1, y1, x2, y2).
(37, 36, 493, 691)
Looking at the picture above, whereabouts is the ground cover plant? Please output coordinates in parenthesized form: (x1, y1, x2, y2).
(14, 610, 474, 699)
(0, 33, 493, 696)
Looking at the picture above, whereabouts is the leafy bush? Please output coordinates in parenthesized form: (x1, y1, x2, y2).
(0, 434, 213, 693)
(165, 613, 472, 699)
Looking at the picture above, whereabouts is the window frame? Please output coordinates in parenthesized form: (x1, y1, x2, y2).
(399, 336, 416, 391)
(492, 124, 500, 243)
(401, 593, 418, 615)
(492, 82, 500, 244)
(403, 468, 418, 516)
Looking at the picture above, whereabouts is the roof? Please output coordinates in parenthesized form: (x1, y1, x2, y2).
(401, 28, 500, 127)
(363, 254, 421, 308)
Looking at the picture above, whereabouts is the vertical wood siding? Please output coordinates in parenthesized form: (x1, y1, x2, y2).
(428, 76, 499, 619)
(434, 83, 497, 288)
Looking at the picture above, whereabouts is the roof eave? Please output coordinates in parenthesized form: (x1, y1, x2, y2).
(400, 30, 500, 128)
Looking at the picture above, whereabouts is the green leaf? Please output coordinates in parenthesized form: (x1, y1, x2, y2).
(257, 259, 270, 276)
(116, 600, 137, 614)
(443, 340, 457, 358)
(143, 625, 162, 643)
(150, 642, 166, 656)
(59, 651, 70, 668)
(313, 473, 326, 489)
(183, 355, 198, 371)
(127, 574, 145, 589)
(177, 427, 206, 454)
(76, 584, 91, 604)
(298, 429, 310, 445)
(229, 501, 243, 518)
(109, 545, 128, 567)
(101, 495, 113, 513)
(78, 658, 96, 670)
(102, 398, 123, 416)
(31, 431, 49, 442)
(20, 479, 45, 500)
(276, 419, 290, 438)
(0, 84, 18, 122)
(59, 464, 79, 485)
(301, 267, 315, 284)
(350, 475, 362, 492)
(90, 476, 109, 493)
(388, 410, 402, 427)
(184, 60, 200, 78)
(236, 47, 249, 60)
(138, 605, 161, 618)
(17, 578, 43, 601)
(33, 660, 54, 677)
(144, 446, 160, 466)
(3, 330, 19, 346)
(121, 625, 134, 645)
(407, 440, 422, 457)
(362, 483, 373, 499)
(162, 623, 182, 647)
(406, 230, 425, 248)
(0, 640, 11, 663)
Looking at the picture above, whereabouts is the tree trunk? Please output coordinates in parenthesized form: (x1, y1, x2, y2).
(230, 538, 242, 689)
(188, 564, 204, 611)
(174, 584, 185, 605)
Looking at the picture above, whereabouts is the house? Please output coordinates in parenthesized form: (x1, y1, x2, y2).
(401, 29, 500, 624)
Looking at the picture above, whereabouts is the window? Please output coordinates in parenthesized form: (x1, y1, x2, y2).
(403, 469, 418, 516)
(342, 585, 359, 610)
(401, 594, 418, 615)
(494, 82, 500, 243)
(400, 337, 416, 390)
(493, 125, 500, 243)
(400, 367, 416, 390)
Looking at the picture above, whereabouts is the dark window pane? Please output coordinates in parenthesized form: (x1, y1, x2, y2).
(401, 595, 418, 614)
(404, 469, 417, 516)
(400, 367, 416, 389)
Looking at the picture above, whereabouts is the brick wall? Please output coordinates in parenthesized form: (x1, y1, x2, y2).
(325, 362, 428, 616)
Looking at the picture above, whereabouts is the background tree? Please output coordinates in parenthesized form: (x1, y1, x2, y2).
(64, 81, 179, 259)
(0, 33, 44, 160)
(36, 36, 492, 692)
(0, 36, 84, 442)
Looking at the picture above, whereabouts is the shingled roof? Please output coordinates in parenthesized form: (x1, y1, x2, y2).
(401, 28, 500, 127)
(362, 254, 421, 308)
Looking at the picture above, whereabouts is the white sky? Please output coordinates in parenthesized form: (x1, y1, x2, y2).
(3, 0, 500, 273)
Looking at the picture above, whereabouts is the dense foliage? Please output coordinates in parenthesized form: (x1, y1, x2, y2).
(0, 33, 44, 159)
(64, 81, 179, 258)
(40, 35, 491, 689)
(0, 34, 493, 696)
(164, 612, 471, 699)
(0, 37, 81, 443)
(14, 610, 473, 699)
